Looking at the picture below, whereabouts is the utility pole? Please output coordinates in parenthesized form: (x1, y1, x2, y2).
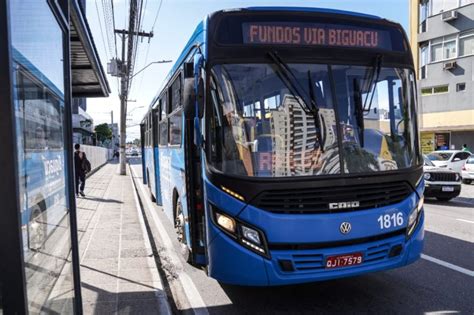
(114, 26, 153, 175)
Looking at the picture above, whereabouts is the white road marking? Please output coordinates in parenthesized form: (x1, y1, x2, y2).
(421, 254, 474, 277)
(456, 219, 474, 224)
(129, 169, 172, 315)
(130, 165, 209, 315)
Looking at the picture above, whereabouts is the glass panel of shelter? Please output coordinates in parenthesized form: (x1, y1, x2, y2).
(8, 0, 75, 313)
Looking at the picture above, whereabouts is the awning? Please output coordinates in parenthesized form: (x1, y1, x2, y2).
(70, 1, 110, 98)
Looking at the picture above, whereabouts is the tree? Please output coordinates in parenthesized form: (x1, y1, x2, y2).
(133, 138, 140, 146)
(94, 123, 112, 143)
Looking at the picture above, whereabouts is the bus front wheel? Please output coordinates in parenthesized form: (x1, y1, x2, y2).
(28, 205, 46, 251)
(175, 198, 191, 262)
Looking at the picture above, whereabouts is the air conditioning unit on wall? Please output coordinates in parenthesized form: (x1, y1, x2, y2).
(442, 10, 458, 22)
(443, 61, 457, 70)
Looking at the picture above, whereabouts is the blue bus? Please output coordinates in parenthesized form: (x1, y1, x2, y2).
(142, 7, 424, 286)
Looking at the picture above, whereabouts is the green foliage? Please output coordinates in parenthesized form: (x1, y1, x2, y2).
(94, 123, 112, 143)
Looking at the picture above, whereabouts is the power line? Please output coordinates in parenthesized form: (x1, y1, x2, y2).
(130, 0, 162, 98)
(94, 0, 110, 61)
(101, 0, 116, 58)
(110, 0, 118, 58)
(151, 0, 163, 32)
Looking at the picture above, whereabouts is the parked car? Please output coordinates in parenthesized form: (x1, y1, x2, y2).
(423, 155, 462, 201)
(461, 156, 474, 184)
(426, 150, 471, 174)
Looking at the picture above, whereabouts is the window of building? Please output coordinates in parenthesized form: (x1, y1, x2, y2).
(420, 44, 429, 79)
(430, 38, 443, 62)
(433, 85, 449, 93)
(431, 0, 459, 15)
(459, 31, 474, 56)
(421, 85, 449, 95)
(456, 82, 466, 91)
(419, 0, 429, 32)
(443, 35, 457, 59)
(421, 87, 433, 95)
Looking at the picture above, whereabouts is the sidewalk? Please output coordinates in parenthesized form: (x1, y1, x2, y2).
(76, 162, 171, 314)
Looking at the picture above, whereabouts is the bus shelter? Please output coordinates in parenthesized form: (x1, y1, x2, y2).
(0, 0, 109, 313)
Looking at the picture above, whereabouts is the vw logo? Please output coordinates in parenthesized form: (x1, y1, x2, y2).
(340, 222, 352, 234)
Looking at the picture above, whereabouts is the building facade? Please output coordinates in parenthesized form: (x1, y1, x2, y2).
(409, 0, 474, 153)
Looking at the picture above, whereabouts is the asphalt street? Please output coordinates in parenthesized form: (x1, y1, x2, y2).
(129, 158, 474, 314)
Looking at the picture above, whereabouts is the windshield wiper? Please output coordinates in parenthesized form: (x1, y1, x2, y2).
(363, 54, 383, 113)
(267, 51, 325, 152)
(267, 51, 312, 113)
(352, 54, 383, 148)
(353, 78, 365, 147)
(307, 70, 325, 152)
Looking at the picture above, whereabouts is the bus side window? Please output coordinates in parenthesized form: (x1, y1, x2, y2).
(170, 74, 182, 113)
(159, 120, 168, 146)
(169, 111, 182, 146)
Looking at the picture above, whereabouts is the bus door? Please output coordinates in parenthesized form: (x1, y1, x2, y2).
(152, 108, 162, 205)
(140, 123, 146, 185)
(183, 63, 206, 265)
(184, 114, 206, 264)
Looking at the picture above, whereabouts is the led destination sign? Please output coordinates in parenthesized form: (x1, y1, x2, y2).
(242, 22, 392, 50)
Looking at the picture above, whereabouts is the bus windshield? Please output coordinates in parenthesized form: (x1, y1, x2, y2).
(208, 63, 417, 178)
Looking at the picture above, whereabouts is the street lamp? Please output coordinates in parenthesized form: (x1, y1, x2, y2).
(130, 60, 172, 79)
(127, 106, 144, 116)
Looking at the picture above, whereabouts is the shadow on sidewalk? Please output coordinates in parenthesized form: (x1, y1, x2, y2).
(80, 265, 165, 313)
(79, 196, 123, 204)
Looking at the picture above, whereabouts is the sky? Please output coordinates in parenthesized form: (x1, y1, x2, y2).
(85, 0, 409, 141)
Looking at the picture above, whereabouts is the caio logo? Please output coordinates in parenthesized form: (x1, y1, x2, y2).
(329, 201, 360, 210)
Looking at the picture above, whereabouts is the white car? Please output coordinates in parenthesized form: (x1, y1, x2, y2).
(426, 150, 471, 174)
(461, 156, 474, 184)
(423, 156, 462, 201)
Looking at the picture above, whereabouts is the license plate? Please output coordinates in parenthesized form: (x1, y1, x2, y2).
(326, 253, 363, 269)
(442, 186, 454, 192)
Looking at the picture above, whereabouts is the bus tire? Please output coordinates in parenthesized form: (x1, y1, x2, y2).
(175, 198, 191, 263)
(28, 204, 46, 251)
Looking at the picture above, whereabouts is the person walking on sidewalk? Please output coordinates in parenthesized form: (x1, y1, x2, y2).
(74, 144, 91, 197)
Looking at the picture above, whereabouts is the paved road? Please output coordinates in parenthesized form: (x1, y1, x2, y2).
(129, 158, 473, 314)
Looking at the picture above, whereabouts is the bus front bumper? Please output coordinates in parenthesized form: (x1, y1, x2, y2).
(206, 213, 424, 286)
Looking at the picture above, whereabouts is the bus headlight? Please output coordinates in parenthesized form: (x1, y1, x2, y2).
(407, 197, 424, 237)
(215, 212, 236, 233)
(241, 226, 261, 245)
(211, 204, 269, 258)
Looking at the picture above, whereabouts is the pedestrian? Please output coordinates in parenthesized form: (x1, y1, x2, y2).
(74, 144, 91, 197)
(462, 144, 471, 153)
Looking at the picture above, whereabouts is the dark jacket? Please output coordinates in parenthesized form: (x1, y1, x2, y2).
(74, 151, 88, 176)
